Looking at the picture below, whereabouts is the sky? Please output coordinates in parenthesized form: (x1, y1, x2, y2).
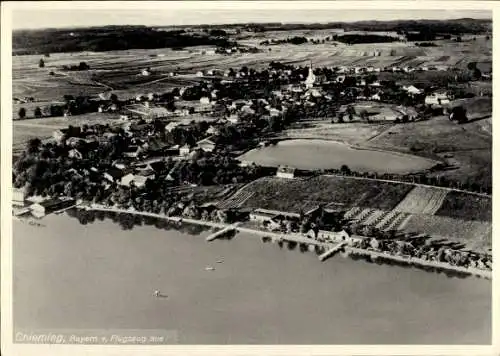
(9, 3, 492, 30)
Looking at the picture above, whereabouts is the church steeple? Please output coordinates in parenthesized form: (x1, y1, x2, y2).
(305, 61, 316, 89)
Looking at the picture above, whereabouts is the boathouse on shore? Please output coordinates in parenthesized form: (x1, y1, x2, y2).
(30, 198, 75, 218)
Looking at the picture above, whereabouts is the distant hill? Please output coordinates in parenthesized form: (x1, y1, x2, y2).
(12, 25, 236, 55)
(13, 19, 491, 55)
(242, 18, 491, 35)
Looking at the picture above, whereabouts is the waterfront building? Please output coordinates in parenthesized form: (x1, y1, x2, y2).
(30, 198, 75, 219)
(12, 187, 28, 207)
(249, 208, 279, 223)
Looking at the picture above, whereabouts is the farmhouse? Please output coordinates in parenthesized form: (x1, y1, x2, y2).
(179, 144, 193, 156)
(403, 85, 423, 95)
(196, 138, 216, 152)
(425, 91, 451, 106)
(126, 104, 169, 120)
(120, 173, 150, 188)
(276, 165, 296, 179)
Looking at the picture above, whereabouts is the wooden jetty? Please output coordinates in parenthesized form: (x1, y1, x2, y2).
(206, 223, 240, 241)
(319, 242, 347, 261)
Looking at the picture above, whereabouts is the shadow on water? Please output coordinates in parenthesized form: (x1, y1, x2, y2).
(65, 208, 480, 280)
(344, 250, 471, 279)
(66, 208, 210, 236)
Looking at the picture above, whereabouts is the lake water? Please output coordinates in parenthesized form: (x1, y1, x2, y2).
(239, 139, 438, 173)
(13, 214, 491, 344)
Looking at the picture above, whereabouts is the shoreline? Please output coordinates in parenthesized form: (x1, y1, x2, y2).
(76, 204, 492, 280)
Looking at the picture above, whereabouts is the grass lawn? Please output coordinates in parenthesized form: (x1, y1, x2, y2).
(403, 214, 491, 251)
(435, 191, 491, 222)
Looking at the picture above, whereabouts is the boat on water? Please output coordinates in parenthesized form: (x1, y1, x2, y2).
(216, 259, 224, 264)
(205, 266, 215, 271)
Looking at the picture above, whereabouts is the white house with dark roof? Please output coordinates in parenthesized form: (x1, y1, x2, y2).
(403, 85, 423, 96)
(120, 173, 150, 188)
(179, 144, 193, 156)
(425, 90, 451, 106)
(196, 138, 216, 152)
(276, 165, 296, 179)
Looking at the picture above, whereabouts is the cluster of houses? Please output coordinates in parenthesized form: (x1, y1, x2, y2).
(50, 117, 222, 190)
(85, 58, 485, 129)
(248, 207, 362, 246)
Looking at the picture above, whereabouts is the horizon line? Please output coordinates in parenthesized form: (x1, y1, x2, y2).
(12, 16, 492, 32)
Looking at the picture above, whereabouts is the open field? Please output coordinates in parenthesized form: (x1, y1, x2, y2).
(368, 115, 491, 153)
(435, 191, 491, 222)
(12, 126, 58, 153)
(241, 33, 491, 68)
(239, 139, 439, 174)
(224, 175, 491, 250)
(224, 174, 493, 221)
(12, 100, 65, 120)
(232, 176, 414, 214)
(13, 32, 491, 101)
(393, 186, 449, 215)
(12, 113, 120, 151)
(366, 114, 492, 187)
(284, 122, 391, 144)
(402, 214, 491, 251)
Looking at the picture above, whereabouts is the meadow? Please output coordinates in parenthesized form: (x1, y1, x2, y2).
(366, 114, 492, 187)
(402, 214, 491, 251)
(435, 191, 492, 222)
(231, 175, 414, 214)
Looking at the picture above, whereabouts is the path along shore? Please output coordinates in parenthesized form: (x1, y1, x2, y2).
(79, 204, 492, 280)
